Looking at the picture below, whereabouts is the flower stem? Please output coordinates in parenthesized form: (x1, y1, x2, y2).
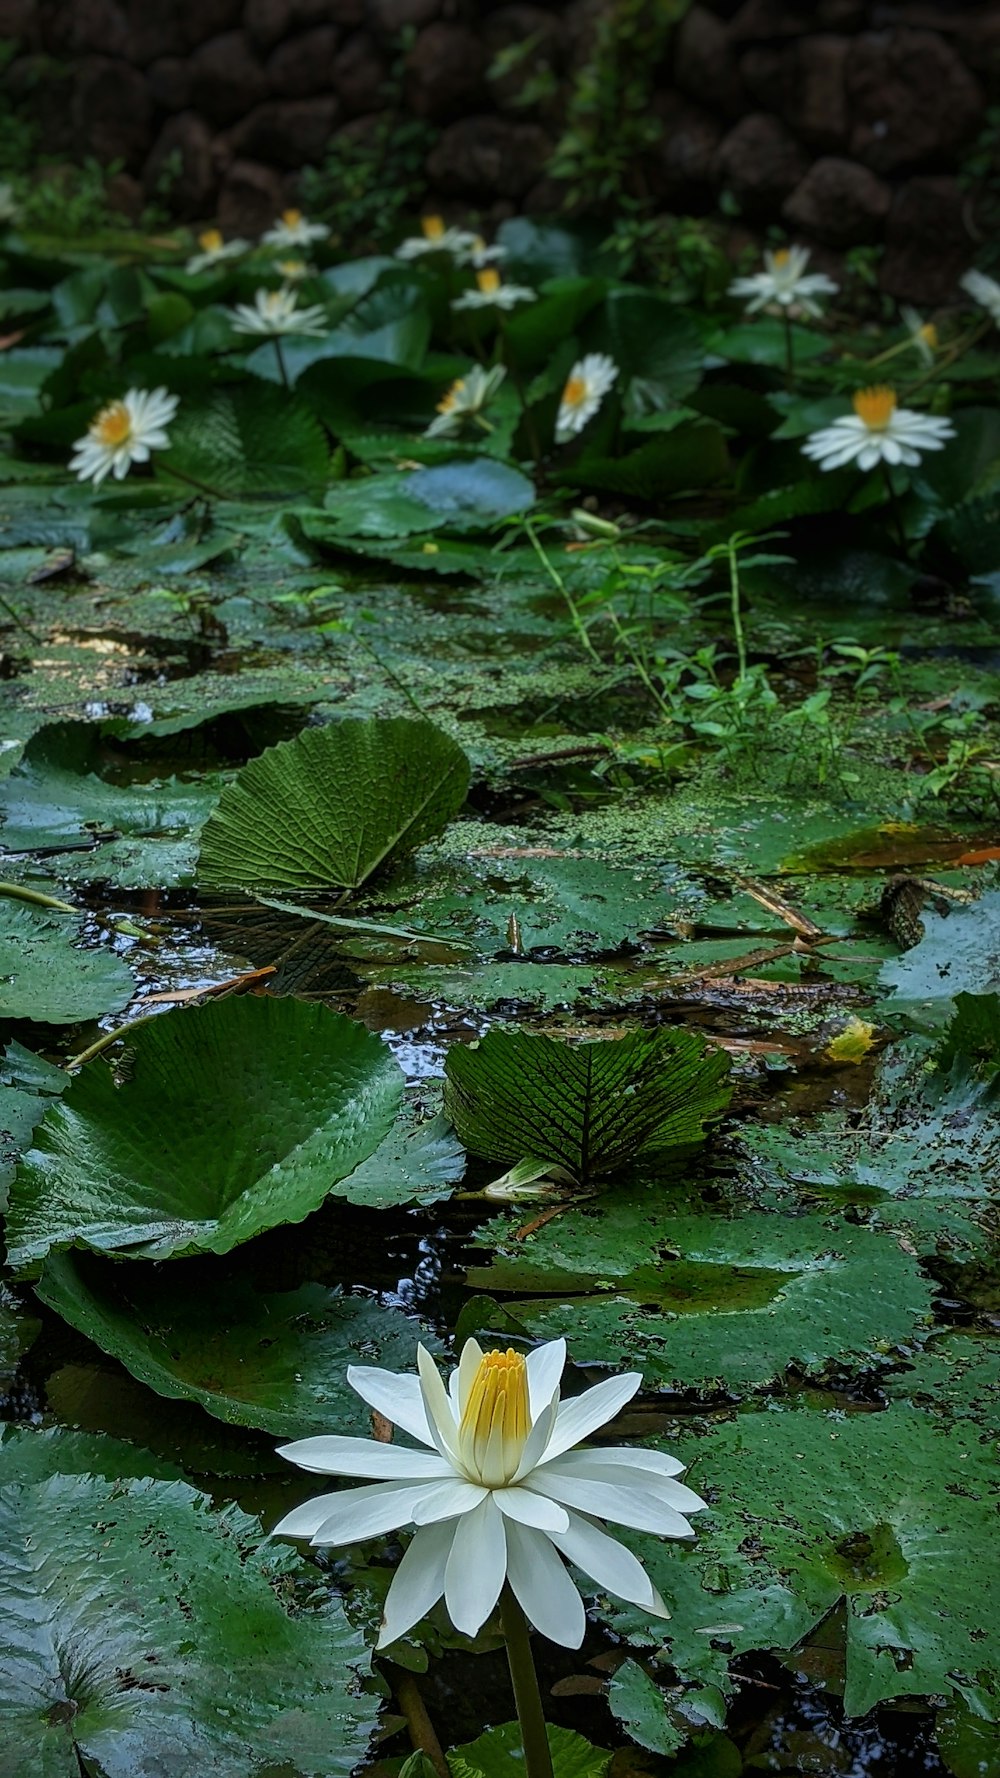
(274, 336, 290, 390)
(881, 461, 908, 556)
(782, 310, 795, 387)
(500, 1584, 554, 1778)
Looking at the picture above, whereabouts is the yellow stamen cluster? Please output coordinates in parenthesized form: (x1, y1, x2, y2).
(282, 209, 302, 227)
(422, 215, 446, 240)
(437, 378, 465, 414)
(459, 1348, 530, 1485)
(476, 267, 501, 296)
(852, 386, 897, 430)
(562, 374, 587, 410)
(92, 401, 133, 447)
(771, 248, 791, 268)
(918, 322, 938, 351)
(198, 228, 223, 253)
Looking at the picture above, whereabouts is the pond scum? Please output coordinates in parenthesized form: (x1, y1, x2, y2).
(0, 198, 998, 1777)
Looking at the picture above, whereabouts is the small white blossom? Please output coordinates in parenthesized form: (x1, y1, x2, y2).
(961, 268, 1000, 326)
(261, 208, 330, 249)
(556, 353, 619, 443)
(229, 286, 328, 338)
(729, 244, 838, 320)
(900, 306, 939, 367)
(802, 386, 955, 472)
(185, 227, 249, 274)
(274, 1338, 705, 1650)
(396, 215, 478, 261)
(425, 363, 507, 438)
(275, 258, 313, 283)
(452, 268, 536, 312)
(456, 234, 507, 270)
(69, 387, 179, 486)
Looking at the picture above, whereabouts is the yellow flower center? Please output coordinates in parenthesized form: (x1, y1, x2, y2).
(278, 259, 306, 277)
(852, 386, 897, 430)
(771, 248, 791, 268)
(477, 267, 501, 295)
(918, 322, 938, 350)
(282, 209, 302, 227)
(422, 215, 446, 240)
(92, 400, 133, 448)
(458, 1347, 530, 1486)
(437, 377, 465, 414)
(198, 228, 223, 253)
(562, 374, 587, 410)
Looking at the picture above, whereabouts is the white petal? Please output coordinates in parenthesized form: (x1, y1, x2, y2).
(277, 1435, 452, 1480)
(881, 438, 903, 465)
(444, 1497, 508, 1635)
(378, 1519, 456, 1648)
(512, 1393, 559, 1482)
(493, 1487, 569, 1532)
(298, 1479, 446, 1546)
(410, 1477, 487, 1523)
(271, 1492, 342, 1538)
(417, 1343, 460, 1460)
(540, 1446, 684, 1481)
(527, 1473, 699, 1538)
(347, 1365, 436, 1447)
(526, 1339, 566, 1421)
(542, 1373, 641, 1461)
(550, 1510, 668, 1615)
(504, 1521, 587, 1648)
(543, 1462, 707, 1517)
(454, 1337, 484, 1415)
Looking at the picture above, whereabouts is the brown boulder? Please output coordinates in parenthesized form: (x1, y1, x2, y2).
(847, 29, 984, 173)
(245, 0, 358, 50)
(331, 32, 387, 116)
(740, 35, 850, 149)
(190, 32, 269, 127)
(783, 157, 892, 245)
(267, 27, 340, 97)
(426, 115, 553, 198)
(147, 57, 192, 112)
(369, 0, 442, 33)
(71, 57, 152, 170)
(646, 93, 723, 207)
(674, 5, 745, 118)
(126, 0, 243, 64)
(217, 157, 286, 237)
(715, 113, 809, 217)
(0, 0, 41, 43)
(143, 112, 217, 218)
(405, 23, 488, 122)
(880, 175, 973, 305)
(227, 97, 339, 168)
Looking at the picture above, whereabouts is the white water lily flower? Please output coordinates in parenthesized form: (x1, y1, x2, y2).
(900, 305, 939, 367)
(275, 258, 313, 283)
(452, 267, 536, 312)
(729, 244, 838, 320)
(802, 385, 955, 472)
(185, 227, 249, 275)
(457, 234, 507, 270)
(396, 214, 478, 261)
(229, 285, 328, 337)
(425, 363, 507, 438)
(69, 387, 179, 485)
(961, 267, 1000, 326)
(556, 353, 619, 443)
(273, 1338, 706, 1650)
(262, 208, 330, 249)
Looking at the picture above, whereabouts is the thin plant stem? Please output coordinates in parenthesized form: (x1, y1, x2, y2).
(391, 1669, 449, 1778)
(525, 521, 603, 668)
(604, 607, 673, 723)
(0, 591, 42, 644)
(66, 1010, 163, 1073)
(726, 540, 748, 683)
(0, 881, 75, 913)
(273, 336, 290, 390)
(881, 462, 908, 555)
(782, 310, 795, 387)
(500, 1584, 553, 1778)
(157, 461, 222, 502)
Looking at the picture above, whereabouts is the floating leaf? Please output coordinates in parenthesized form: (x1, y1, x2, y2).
(0, 1473, 377, 1777)
(444, 1028, 732, 1183)
(0, 902, 135, 1025)
(0, 1423, 184, 1485)
(449, 1721, 610, 1778)
(0, 1281, 39, 1389)
(7, 997, 403, 1270)
(159, 384, 329, 497)
(198, 716, 471, 893)
(469, 1194, 932, 1391)
(879, 890, 1000, 1026)
(607, 1659, 686, 1757)
(0, 1041, 68, 1207)
(38, 1252, 440, 1440)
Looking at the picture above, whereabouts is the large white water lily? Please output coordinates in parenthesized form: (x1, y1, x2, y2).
(274, 1338, 706, 1650)
(802, 385, 955, 472)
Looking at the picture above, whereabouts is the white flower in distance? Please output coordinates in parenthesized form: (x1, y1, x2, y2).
(262, 208, 330, 249)
(961, 268, 1000, 326)
(273, 1338, 706, 1650)
(452, 267, 536, 312)
(802, 385, 955, 472)
(396, 214, 478, 261)
(0, 181, 16, 223)
(729, 244, 838, 320)
(457, 234, 507, 270)
(229, 286, 328, 337)
(425, 364, 507, 438)
(556, 353, 619, 443)
(900, 305, 939, 367)
(185, 227, 249, 274)
(69, 387, 179, 486)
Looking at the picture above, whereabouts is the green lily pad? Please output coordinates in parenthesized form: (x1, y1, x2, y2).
(0, 1423, 185, 1485)
(0, 902, 135, 1025)
(444, 1028, 732, 1184)
(607, 1659, 686, 1757)
(612, 1405, 1000, 1720)
(0, 1281, 40, 1388)
(0, 1473, 377, 1777)
(879, 891, 1000, 1026)
(37, 1251, 440, 1440)
(160, 384, 329, 498)
(6, 997, 403, 1271)
(449, 1721, 610, 1778)
(198, 716, 471, 893)
(470, 1193, 933, 1392)
(0, 1040, 68, 1207)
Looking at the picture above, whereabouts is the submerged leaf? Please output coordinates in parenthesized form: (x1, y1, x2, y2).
(198, 716, 470, 892)
(444, 1027, 732, 1183)
(0, 903, 135, 1026)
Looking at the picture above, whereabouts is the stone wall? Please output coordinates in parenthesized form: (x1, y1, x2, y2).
(1, 0, 997, 301)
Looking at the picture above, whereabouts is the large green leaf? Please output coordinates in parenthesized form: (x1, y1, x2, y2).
(0, 1473, 377, 1777)
(6, 997, 403, 1270)
(0, 1423, 185, 1485)
(610, 1405, 1000, 1720)
(449, 1721, 610, 1778)
(553, 424, 728, 499)
(468, 1194, 932, 1391)
(0, 902, 135, 1025)
(159, 385, 329, 497)
(312, 459, 534, 541)
(0, 1282, 39, 1389)
(0, 1040, 68, 1206)
(879, 890, 1000, 1026)
(444, 1028, 732, 1183)
(198, 716, 471, 893)
(38, 1252, 440, 1439)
